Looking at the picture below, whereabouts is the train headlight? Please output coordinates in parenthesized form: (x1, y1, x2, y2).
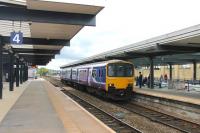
(109, 83, 114, 87)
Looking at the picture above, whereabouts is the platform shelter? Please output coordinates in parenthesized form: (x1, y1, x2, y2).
(0, 0, 104, 99)
(61, 24, 200, 89)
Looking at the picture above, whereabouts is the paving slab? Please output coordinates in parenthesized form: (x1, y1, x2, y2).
(0, 81, 30, 123)
(0, 79, 66, 133)
(44, 79, 114, 133)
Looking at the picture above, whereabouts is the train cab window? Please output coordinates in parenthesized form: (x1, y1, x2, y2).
(108, 63, 133, 77)
(117, 66, 124, 77)
(108, 66, 114, 76)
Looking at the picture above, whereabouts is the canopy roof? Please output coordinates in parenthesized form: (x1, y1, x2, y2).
(61, 24, 200, 68)
(0, 0, 104, 65)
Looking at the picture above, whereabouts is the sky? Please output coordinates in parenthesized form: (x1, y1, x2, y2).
(44, 0, 200, 70)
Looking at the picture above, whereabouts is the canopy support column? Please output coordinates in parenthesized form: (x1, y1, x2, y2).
(26, 64, 28, 81)
(23, 63, 27, 82)
(16, 58, 19, 87)
(0, 36, 3, 99)
(9, 53, 14, 91)
(169, 64, 172, 80)
(24, 63, 26, 82)
(149, 57, 154, 89)
(20, 62, 23, 84)
(193, 61, 197, 80)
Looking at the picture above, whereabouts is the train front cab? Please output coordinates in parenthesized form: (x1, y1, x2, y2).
(106, 62, 134, 100)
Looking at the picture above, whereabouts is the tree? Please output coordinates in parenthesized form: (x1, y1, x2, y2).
(37, 68, 48, 76)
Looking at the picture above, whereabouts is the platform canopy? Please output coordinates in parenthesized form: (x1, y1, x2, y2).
(0, 0, 104, 65)
(61, 24, 200, 68)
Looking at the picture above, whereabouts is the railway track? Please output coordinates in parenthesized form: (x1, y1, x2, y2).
(116, 102, 200, 133)
(47, 77, 142, 133)
(47, 77, 200, 133)
(61, 89, 142, 133)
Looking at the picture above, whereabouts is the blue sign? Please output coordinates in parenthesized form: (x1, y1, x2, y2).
(10, 31, 23, 44)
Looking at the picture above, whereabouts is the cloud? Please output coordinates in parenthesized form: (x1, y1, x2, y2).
(45, 0, 200, 69)
(44, 58, 77, 70)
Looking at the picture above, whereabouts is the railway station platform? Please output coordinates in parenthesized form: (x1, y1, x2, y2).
(0, 79, 114, 133)
(133, 87, 200, 105)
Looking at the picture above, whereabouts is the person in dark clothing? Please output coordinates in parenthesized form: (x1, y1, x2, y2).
(138, 72, 143, 88)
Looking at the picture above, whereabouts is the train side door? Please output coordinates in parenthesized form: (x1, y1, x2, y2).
(88, 68, 92, 86)
(101, 67, 106, 83)
(70, 69, 72, 80)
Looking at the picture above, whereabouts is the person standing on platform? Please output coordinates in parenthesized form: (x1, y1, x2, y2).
(138, 72, 143, 88)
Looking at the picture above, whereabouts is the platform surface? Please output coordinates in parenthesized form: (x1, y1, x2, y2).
(0, 81, 30, 123)
(134, 87, 200, 105)
(0, 80, 66, 133)
(0, 79, 114, 133)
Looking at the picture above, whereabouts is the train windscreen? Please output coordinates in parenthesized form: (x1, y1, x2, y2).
(108, 63, 133, 77)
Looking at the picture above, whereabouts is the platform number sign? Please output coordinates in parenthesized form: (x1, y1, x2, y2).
(10, 31, 23, 44)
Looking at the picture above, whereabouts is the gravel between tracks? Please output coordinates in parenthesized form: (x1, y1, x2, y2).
(64, 86, 182, 133)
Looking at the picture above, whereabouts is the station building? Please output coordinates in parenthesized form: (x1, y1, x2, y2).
(135, 64, 200, 80)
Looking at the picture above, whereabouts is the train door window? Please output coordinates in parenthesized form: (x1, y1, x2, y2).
(99, 69, 101, 77)
(101, 68, 105, 82)
(92, 70, 96, 77)
(101, 69, 103, 77)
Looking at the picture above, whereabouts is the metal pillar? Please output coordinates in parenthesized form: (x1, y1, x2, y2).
(193, 61, 197, 80)
(0, 36, 3, 99)
(20, 62, 23, 84)
(23, 63, 26, 82)
(9, 53, 14, 91)
(16, 58, 19, 87)
(169, 64, 172, 80)
(26, 64, 28, 81)
(149, 57, 154, 89)
(24, 64, 26, 81)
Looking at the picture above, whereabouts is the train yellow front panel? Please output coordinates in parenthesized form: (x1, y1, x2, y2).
(106, 77, 134, 90)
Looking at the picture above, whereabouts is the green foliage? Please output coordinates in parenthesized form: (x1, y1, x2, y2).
(37, 68, 49, 76)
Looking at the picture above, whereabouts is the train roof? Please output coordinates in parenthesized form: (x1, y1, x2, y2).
(61, 60, 132, 69)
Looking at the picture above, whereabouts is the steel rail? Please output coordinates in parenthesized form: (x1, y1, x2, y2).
(47, 77, 200, 133)
(116, 102, 200, 133)
(47, 77, 142, 133)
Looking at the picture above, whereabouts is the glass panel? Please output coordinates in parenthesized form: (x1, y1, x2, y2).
(108, 63, 133, 77)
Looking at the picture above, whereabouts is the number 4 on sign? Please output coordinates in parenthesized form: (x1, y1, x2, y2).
(10, 31, 23, 44)
(13, 34, 20, 43)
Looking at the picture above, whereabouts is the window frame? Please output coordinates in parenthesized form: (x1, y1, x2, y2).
(107, 63, 133, 77)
